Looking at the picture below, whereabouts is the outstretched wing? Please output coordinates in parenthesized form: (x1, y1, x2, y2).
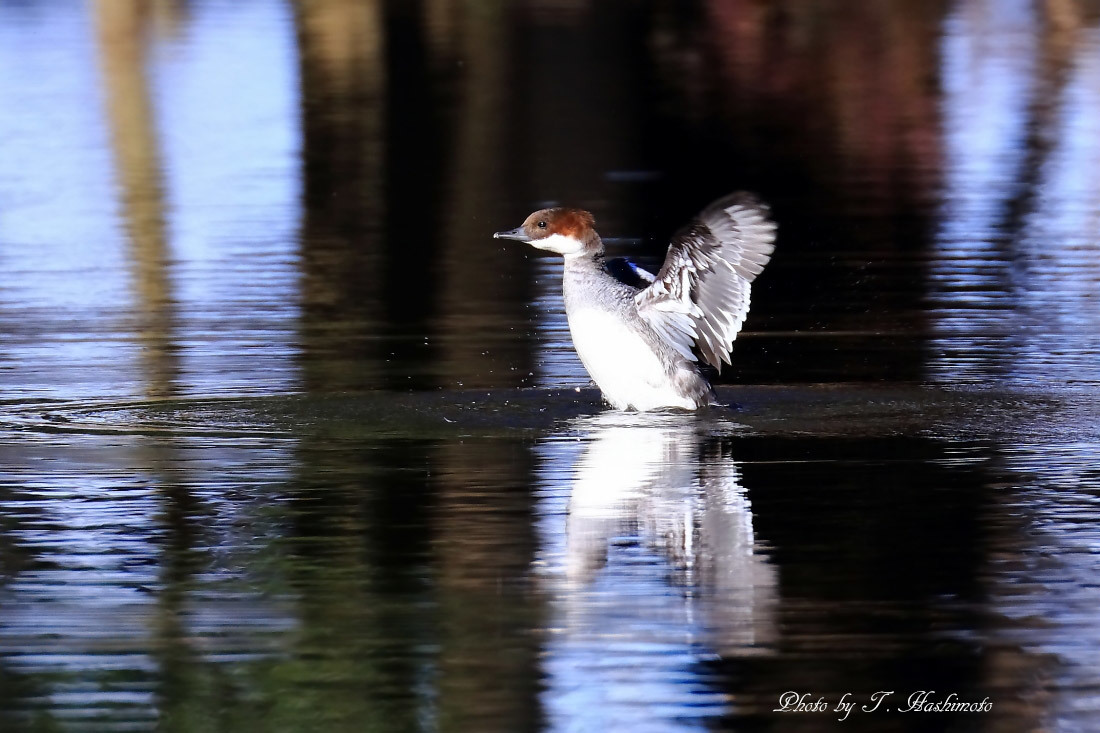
(634, 192, 776, 370)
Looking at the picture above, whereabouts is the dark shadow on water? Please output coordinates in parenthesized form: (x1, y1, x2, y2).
(711, 433, 1053, 731)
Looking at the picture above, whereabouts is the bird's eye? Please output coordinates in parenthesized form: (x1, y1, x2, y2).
(537, 220, 547, 229)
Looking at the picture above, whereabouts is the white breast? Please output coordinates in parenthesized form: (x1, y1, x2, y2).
(567, 308, 695, 410)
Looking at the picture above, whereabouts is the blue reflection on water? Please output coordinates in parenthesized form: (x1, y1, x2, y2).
(0, 433, 299, 727)
(532, 257, 590, 389)
(930, 0, 1035, 384)
(0, 2, 136, 400)
(932, 0, 1100, 389)
(0, 1, 301, 400)
(935, 3, 1100, 724)
(1012, 27, 1100, 385)
(152, 1, 302, 395)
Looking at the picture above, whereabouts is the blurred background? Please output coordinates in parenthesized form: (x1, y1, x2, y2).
(2, 0, 1096, 400)
(1, 0, 1099, 730)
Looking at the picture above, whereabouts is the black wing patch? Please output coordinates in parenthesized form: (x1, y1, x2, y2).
(605, 257, 657, 289)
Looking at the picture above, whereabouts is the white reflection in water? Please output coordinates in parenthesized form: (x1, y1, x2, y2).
(534, 413, 776, 729)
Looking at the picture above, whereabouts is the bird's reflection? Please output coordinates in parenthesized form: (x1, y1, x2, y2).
(566, 412, 775, 646)
(535, 412, 776, 727)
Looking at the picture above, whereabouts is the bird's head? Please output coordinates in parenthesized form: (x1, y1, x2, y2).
(494, 207, 602, 257)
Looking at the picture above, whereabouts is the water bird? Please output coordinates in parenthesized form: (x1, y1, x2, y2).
(495, 193, 775, 410)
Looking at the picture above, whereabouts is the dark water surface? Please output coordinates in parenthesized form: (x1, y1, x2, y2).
(2, 0, 1100, 731)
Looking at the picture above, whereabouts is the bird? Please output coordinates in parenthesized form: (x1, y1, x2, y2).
(494, 192, 775, 410)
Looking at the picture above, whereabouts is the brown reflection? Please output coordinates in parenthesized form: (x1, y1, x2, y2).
(1041, 0, 1100, 38)
(659, 0, 946, 214)
(93, 0, 181, 398)
(93, 4, 209, 725)
(431, 440, 542, 732)
(296, 0, 459, 392)
(276, 434, 541, 730)
(148, 467, 211, 729)
(293, 0, 390, 391)
(291, 1, 555, 392)
(294, 0, 385, 225)
(644, 1, 949, 382)
(433, 2, 532, 387)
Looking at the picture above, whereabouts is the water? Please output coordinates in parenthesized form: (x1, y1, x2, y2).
(2, 0, 1100, 731)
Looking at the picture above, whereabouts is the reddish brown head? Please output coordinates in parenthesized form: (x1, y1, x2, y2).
(494, 207, 602, 257)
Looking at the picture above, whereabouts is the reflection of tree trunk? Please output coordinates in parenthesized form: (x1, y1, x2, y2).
(379, 0, 446, 387)
(435, 2, 533, 388)
(644, 0, 952, 381)
(295, 0, 386, 223)
(998, 0, 1086, 235)
(432, 440, 543, 733)
(293, 6, 545, 726)
(276, 437, 438, 730)
(94, 6, 204, 725)
(1042, 0, 1086, 32)
(149, 473, 205, 728)
(296, 0, 459, 391)
(93, 0, 180, 398)
(294, 0, 388, 393)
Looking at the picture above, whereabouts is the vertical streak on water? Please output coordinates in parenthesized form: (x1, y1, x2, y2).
(94, 0, 181, 400)
(933, 0, 1100, 389)
(294, 0, 389, 392)
(930, 0, 1037, 384)
(141, 7, 304, 726)
(1013, 26, 1100, 387)
(434, 2, 532, 388)
(152, 0, 303, 396)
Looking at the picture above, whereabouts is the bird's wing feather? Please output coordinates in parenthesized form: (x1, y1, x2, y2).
(634, 192, 776, 371)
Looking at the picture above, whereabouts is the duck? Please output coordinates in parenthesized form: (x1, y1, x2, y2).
(494, 192, 775, 410)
